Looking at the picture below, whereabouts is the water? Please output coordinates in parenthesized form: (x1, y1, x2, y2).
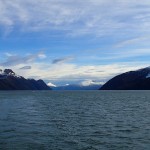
(0, 91, 150, 150)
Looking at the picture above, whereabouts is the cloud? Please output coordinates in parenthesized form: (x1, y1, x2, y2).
(38, 53, 47, 59)
(4, 52, 14, 57)
(80, 48, 150, 62)
(0, 0, 150, 37)
(1, 51, 46, 67)
(1, 0, 150, 85)
(20, 66, 31, 70)
(115, 36, 150, 48)
(52, 56, 74, 64)
(11, 61, 150, 86)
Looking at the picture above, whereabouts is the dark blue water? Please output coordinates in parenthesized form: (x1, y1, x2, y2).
(0, 91, 150, 150)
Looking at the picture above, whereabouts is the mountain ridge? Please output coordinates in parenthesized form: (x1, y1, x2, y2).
(100, 67, 150, 90)
(0, 69, 51, 90)
(52, 84, 102, 90)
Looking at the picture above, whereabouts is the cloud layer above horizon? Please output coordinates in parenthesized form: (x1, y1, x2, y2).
(0, 0, 150, 85)
(1, 0, 150, 36)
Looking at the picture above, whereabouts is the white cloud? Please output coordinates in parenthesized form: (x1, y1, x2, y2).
(1, 49, 150, 85)
(4, 52, 14, 57)
(1, 0, 150, 85)
(38, 53, 47, 59)
(81, 48, 150, 61)
(6, 61, 150, 85)
(1, 51, 46, 66)
(115, 36, 150, 48)
(0, 0, 150, 37)
(1, 50, 150, 85)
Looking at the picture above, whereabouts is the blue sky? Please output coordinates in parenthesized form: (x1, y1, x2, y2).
(1, 0, 150, 86)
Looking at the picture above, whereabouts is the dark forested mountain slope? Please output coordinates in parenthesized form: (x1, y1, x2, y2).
(100, 67, 150, 90)
(0, 69, 50, 90)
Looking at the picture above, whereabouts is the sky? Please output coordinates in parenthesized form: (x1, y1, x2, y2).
(1, 0, 150, 86)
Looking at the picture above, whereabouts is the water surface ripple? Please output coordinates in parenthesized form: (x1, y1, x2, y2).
(0, 91, 150, 150)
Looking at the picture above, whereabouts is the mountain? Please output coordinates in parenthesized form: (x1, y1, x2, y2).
(0, 69, 51, 90)
(100, 67, 150, 90)
(52, 84, 102, 90)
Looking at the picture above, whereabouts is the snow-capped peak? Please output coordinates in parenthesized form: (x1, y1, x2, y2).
(80, 80, 104, 86)
(47, 82, 57, 87)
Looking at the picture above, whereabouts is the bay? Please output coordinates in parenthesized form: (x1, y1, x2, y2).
(0, 91, 150, 150)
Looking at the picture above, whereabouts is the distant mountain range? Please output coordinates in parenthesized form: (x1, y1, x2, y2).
(51, 84, 102, 90)
(3, 66, 150, 91)
(100, 67, 150, 90)
(0, 69, 50, 90)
